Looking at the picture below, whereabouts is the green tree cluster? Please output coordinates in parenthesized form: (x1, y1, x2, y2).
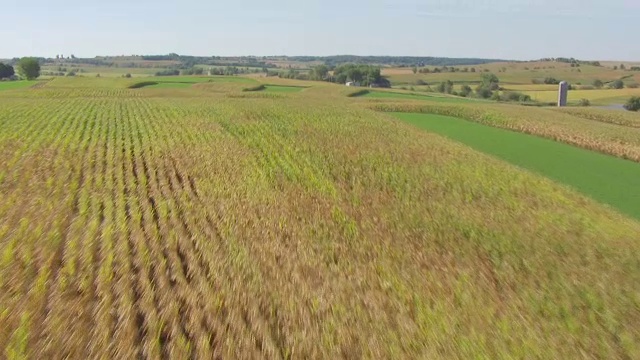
(436, 80, 454, 94)
(475, 73, 500, 98)
(610, 80, 624, 89)
(310, 65, 329, 81)
(16, 58, 41, 80)
(624, 97, 640, 112)
(310, 64, 390, 87)
(0, 63, 15, 79)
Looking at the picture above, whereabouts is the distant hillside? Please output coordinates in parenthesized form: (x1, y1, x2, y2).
(284, 55, 512, 67)
(138, 54, 510, 67)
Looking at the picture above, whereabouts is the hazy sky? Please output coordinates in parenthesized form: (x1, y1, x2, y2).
(1, 0, 638, 60)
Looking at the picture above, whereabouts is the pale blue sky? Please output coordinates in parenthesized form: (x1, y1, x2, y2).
(1, 0, 638, 60)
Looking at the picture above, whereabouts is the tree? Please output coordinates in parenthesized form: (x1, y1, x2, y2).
(481, 73, 500, 86)
(412, 66, 417, 74)
(436, 80, 454, 94)
(329, 64, 387, 87)
(459, 85, 472, 97)
(16, 58, 41, 80)
(620, 64, 626, 70)
(346, 68, 363, 83)
(578, 98, 591, 107)
(624, 97, 640, 112)
(0, 63, 15, 79)
(310, 65, 329, 81)
(475, 86, 493, 99)
(592, 79, 604, 88)
(610, 80, 624, 89)
(544, 77, 560, 85)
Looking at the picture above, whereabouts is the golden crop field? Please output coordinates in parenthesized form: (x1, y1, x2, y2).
(1, 77, 640, 359)
(523, 88, 640, 105)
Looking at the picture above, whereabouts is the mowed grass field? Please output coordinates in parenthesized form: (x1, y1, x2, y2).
(0, 81, 39, 91)
(1, 78, 640, 359)
(392, 113, 640, 219)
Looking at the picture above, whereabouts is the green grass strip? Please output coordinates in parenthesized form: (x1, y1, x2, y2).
(0, 81, 38, 91)
(393, 113, 640, 219)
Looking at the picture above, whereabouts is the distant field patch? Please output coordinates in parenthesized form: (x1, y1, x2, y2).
(149, 76, 256, 84)
(0, 81, 39, 91)
(362, 90, 477, 103)
(130, 76, 259, 89)
(263, 85, 306, 92)
(503, 84, 559, 91)
(148, 82, 195, 89)
(393, 113, 640, 219)
(524, 88, 640, 105)
(242, 84, 307, 93)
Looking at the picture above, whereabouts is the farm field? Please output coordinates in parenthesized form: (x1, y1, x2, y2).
(392, 113, 640, 219)
(372, 101, 640, 162)
(263, 85, 306, 93)
(1, 78, 640, 359)
(523, 88, 640, 105)
(360, 90, 477, 103)
(144, 82, 194, 89)
(41, 66, 165, 77)
(383, 61, 640, 105)
(143, 76, 256, 84)
(0, 81, 38, 91)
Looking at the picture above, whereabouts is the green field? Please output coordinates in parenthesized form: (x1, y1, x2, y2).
(129, 76, 259, 89)
(0, 81, 38, 91)
(393, 113, 640, 219)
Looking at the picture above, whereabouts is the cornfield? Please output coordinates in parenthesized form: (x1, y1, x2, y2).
(1, 80, 640, 359)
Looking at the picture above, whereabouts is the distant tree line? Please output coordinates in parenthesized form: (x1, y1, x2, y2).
(288, 56, 509, 67)
(208, 67, 263, 76)
(141, 54, 277, 69)
(266, 69, 310, 81)
(415, 66, 483, 74)
(425, 73, 530, 102)
(308, 64, 391, 87)
(154, 66, 265, 77)
(155, 69, 180, 76)
(538, 57, 602, 67)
